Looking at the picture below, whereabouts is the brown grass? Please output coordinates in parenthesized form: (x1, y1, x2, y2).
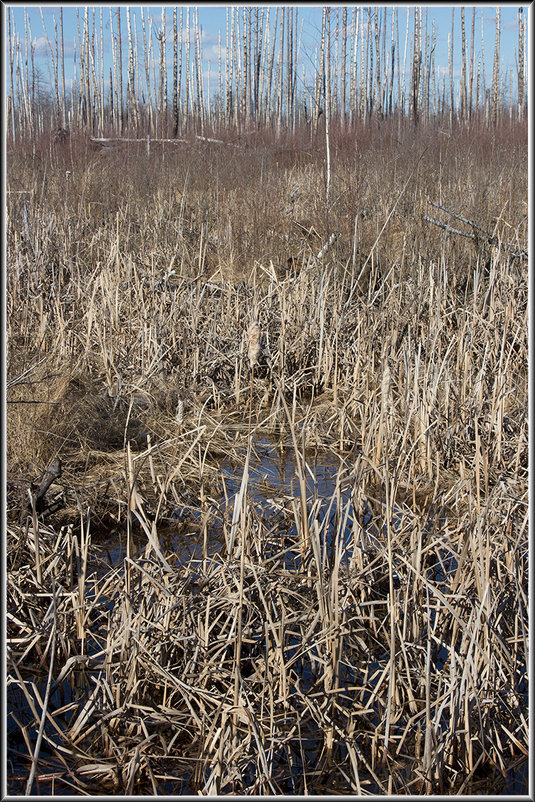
(6, 119, 528, 794)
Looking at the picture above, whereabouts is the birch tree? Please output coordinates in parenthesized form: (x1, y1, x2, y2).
(173, 7, 178, 136)
(116, 7, 123, 133)
(468, 8, 476, 121)
(517, 7, 525, 119)
(491, 6, 500, 125)
(126, 7, 138, 132)
(460, 8, 467, 123)
(314, 8, 326, 134)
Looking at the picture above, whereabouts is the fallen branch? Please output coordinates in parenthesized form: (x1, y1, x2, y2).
(424, 200, 528, 259)
(26, 459, 64, 518)
(34, 458, 62, 505)
(195, 135, 224, 144)
(316, 232, 340, 260)
(89, 135, 243, 149)
(422, 215, 475, 239)
(427, 200, 491, 236)
(89, 136, 188, 145)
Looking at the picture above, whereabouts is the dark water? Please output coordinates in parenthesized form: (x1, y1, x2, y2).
(101, 436, 457, 582)
(9, 438, 526, 795)
(101, 437, 361, 568)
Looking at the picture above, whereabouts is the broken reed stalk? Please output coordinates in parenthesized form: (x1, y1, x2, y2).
(233, 318, 262, 746)
(28, 496, 42, 586)
(275, 377, 311, 565)
(379, 360, 398, 770)
(247, 319, 261, 439)
(25, 582, 58, 795)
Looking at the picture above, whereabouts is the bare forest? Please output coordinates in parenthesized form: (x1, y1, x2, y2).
(6, 6, 528, 796)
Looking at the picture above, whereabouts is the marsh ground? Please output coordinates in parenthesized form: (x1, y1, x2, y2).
(6, 120, 528, 794)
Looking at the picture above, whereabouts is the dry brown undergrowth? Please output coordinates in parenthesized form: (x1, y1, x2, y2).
(6, 123, 528, 794)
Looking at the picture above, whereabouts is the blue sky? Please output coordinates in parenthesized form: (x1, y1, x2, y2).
(4, 5, 529, 107)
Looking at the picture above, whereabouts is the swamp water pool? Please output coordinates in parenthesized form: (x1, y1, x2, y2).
(103, 436, 442, 576)
(8, 436, 527, 795)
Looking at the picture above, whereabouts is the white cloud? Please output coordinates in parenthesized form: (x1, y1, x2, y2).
(203, 43, 226, 62)
(503, 18, 520, 33)
(32, 37, 50, 57)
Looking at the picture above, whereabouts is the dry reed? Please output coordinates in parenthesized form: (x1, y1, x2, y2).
(6, 120, 527, 794)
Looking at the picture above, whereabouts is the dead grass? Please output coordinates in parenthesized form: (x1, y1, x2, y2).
(6, 120, 528, 794)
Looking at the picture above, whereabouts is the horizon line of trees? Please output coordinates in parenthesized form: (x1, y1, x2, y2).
(6, 6, 528, 143)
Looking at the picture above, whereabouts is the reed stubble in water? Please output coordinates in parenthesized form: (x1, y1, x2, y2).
(6, 123, 527, 795)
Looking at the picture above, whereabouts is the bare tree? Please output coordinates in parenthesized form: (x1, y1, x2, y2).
(253, 7, 262, 124)
(60, 8, 66, 127)
(374, 8, 382, 119)
(423, 8, 430, 124)
(460, 8, 467, 123)
(232, 6, 240, 130)
(141, 9, 154, 134)
(360, 9, 367, 121)
(449, 8, 454, 124)
(22, 11, 33, 136)
(480, 11, 487, 119)
(241, 7, 249, 125)
(75, 8, 89, 130)
(127, 7, 138, 132)
(194, 7, 205, 133)
(431, 21, 437, 118)
(116, 7, 123, 133)
(491, 6, 500, 125)
(172, 7, 179, 136)
(388, 7, 396, 117)
(517, 7, 525, 120)
(160, 8, 167, 137)
(7, 9, 16, 139)
(109, 9, 117, 131)
(99, 7, 105, 133)
(218, 28, 222, 129)
(258, 7, 270, 127)
(314, 7, 326, 134)
(185, 7, 191, 128)
(87, 9, 101, 133)
(287, 7, 293, 129)
(226, 7, 233, 126)
(468, 8, 476, 121)
(400, 8, 410, 116)
(324, 7, 332, 206)
(39, 8, 60, 126)
(246, 7, 252, 124)
(410, 6, 421, 127)
(349, 8, 358, 127)
(277, 7, 284, 136)
(340, 6, 347, 128)
(367, 11, 374, 118)
(266, 8, 277, 127)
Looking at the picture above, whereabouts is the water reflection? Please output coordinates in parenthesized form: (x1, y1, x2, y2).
(101, 436, 456, 585)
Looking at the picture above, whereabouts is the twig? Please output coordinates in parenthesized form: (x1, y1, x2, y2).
(316, 232, 340, 261)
